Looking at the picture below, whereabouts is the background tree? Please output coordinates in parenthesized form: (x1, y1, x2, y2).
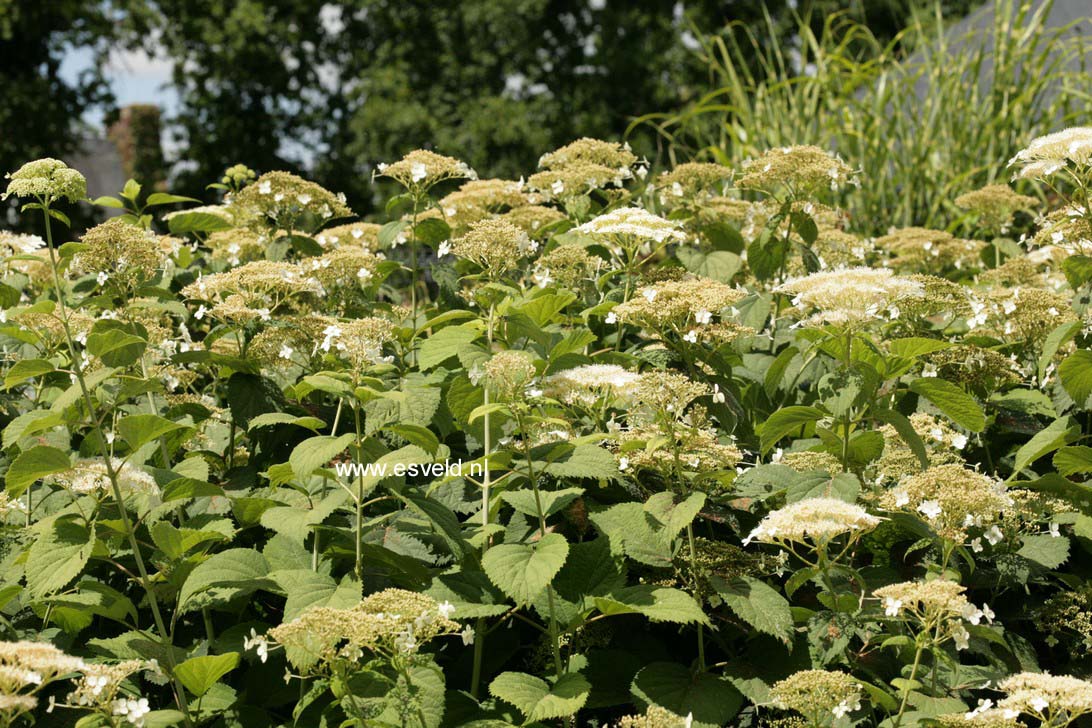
(0, 0, 122, 229)
(129, 0, 968, 214)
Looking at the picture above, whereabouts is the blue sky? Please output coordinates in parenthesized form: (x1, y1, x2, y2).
(60, 46, 179, 128)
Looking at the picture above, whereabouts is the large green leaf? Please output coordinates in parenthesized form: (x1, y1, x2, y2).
(6, 445, 70, 497)
(675, 247, 742, 282)
(785, 471, 860, 503)
(1054, 445, 1092, 477)
(1011, 417, 1078, 479)
(175, 653, 240, 697)
(590, 502, 672, 567)
(376, 662, 447, 728)
(760, 406, 825, 452)
(26, 518, 96, 598)
(1059, 349, 1092, 407)
(909, 378, 985, 432)
(116, 414, 190, 450)
(3, 358, 54, 389)
(288, 434, 355, 480)
(86, 320, 147, 367)
(501, 487, 584, 519)
(489, 671, 590, 723)
(594, 586, 710, 625)
(482, 533, 569, 604)
(2, 411, 64, 450)
(1017, 534, 1070, 569)
(418, 325, 480, 370)
(540, 444, 619, 480)
(712, 575, 793, 645)
(271, 570, 361, 621)
(643, 492, 705, 544)
(167, 211, 233, 235)
(178, 549, 270, 612)
(631, 663, 743, 728)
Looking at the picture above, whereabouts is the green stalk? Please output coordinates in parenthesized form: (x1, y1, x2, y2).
(471, 304, 497, 698)
(686, 523, 706, 671)
(353, 392, 366, 582)
(892, 639, 927, 728)
(38, 201, 194, 727)
(518, 413, 564, 678)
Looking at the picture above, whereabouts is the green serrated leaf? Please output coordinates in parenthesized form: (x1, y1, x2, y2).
(594, 586, 710, 625)
(489, 671, 589, 723)
(760, 406, 825, 453)
(288, 434, 355, 480)
(1017, 534, 1070, 569)
(26, 518, 95, 598)
(6, 445, 70, 497)
(501, 487, 584, 519)
(175, 652, 240, 697)
(631, 662, 743, 728)
(116, 414, 190, 450)
(482, 533, 569, 604)
(177, 549, 269, 612)
(1059, 349, 1092, 406)
(909, 378, 985, 432)
(711, 575, 792, 644)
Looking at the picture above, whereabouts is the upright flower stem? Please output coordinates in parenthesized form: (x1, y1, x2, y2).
(841, 328, 854, 471)
(686, 523, 706, 671)
(892, 638, 927, 728)
(481, 303, 496, 539)
(353, 391, 366, 582)
(38, 202, 193, 727)
(470, 304, 497, 698)
(518, 414, 564, 678)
